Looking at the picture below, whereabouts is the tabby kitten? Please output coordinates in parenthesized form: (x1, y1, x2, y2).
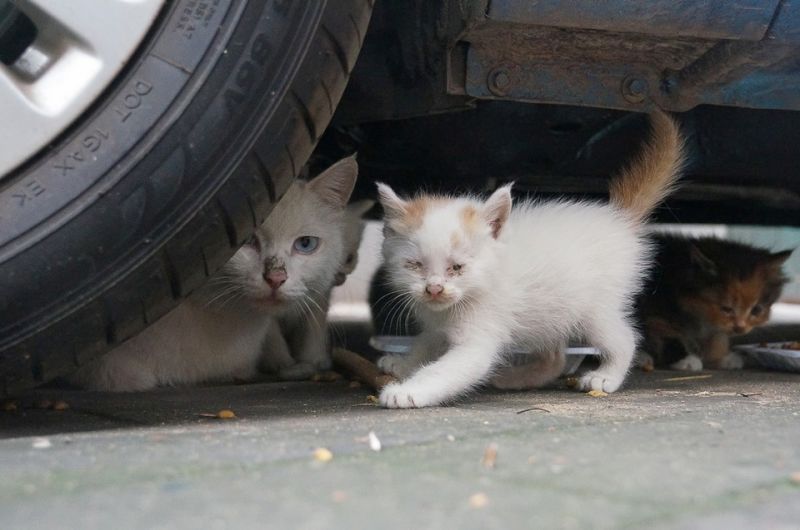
(72, 157, 360, 391)
(636, 235, 792, 371)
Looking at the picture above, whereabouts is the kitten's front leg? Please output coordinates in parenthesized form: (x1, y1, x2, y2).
(379, 331, 501, 408)
(703, 333, 745, 370)
(280, 298, 332, 381)
(259, 320, 295, 374)
(377, 330, 447, 379)
(670, 336, 704, 371)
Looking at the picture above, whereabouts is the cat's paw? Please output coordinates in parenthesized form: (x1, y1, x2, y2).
(635, 351, 655, 372)
(670, 354, 703, 372)
(377, 354, 416, 379)
(718, 352, 745, 370)
(577, 370, 625, 393)
(379, 382, 438, 409)
(278, 362, 317, 381)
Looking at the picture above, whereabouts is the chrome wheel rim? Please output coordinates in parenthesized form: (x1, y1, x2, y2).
(0, 0, 165, 177)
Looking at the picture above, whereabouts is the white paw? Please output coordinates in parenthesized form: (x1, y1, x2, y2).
(577, 370, 625, 393)
(377, 354, 416, 379)
(719, 352, 745, 370)
(379, 382, 438, 409)
(670, 354, 703, 372)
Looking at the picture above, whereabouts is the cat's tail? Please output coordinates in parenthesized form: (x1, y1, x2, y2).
(608, 110, 685, 223)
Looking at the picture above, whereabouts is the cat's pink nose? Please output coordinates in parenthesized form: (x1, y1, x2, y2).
(264, 270, 287, 290)
(425, 283, 444, 297)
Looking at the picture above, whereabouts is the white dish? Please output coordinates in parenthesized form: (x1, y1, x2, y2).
(369, 335, 600, 375)
(734, 342, 800, 373)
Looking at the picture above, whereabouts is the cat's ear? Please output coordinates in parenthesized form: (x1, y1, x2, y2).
(376, 183, 408, 218)
(308, 156, 358, 208)
(483, 184, 513, 238)
(689, 245, 717, 277)
(768, 249, 793, 267)
(347, 199, 375, 218)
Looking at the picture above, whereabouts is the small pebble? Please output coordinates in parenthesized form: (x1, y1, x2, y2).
(32, 438, 52, 449)
(469, 492, 489, 508)
(313, 447, 333, 462)
(368, 431, 381, 452)
(446, 434, 456, 442)
(587, 390, 608, 398)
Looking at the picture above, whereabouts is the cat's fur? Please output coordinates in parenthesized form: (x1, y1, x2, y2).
(71, 157, 360, 391)
(636, 235, 792, 371)
(375, 111, 685, 408)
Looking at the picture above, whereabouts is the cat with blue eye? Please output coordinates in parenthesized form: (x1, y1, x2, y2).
(71, 157, 368, 391)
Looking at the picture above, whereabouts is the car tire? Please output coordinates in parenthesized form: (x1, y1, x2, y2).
(0, 0, 373, 395)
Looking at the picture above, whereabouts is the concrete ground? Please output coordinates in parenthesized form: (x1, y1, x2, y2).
(1, 368, 799, 529)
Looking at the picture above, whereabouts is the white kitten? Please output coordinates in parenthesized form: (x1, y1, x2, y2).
(72, 157, 359, 391)
(375, 112, 685, 408)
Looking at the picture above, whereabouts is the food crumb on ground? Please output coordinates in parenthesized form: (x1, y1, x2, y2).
(311, 371, 343, 383)
(469, 492, 489, 508)
(313, 447, 334, 462)
(482, 442, 498, 469)
(587, 389, 608, 397)
(366, 395, 379, 404)
(34, 399, 53, 410)
(52, 400, 70, 411)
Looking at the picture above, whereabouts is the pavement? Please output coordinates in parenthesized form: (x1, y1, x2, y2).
(1, 367, 799, 529)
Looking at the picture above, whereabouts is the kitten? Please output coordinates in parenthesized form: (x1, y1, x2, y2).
(374, 111, 685, 408)
(636, 235, 792, 371)
(275, 197, 373, 380)
(71, 157, 359, 391)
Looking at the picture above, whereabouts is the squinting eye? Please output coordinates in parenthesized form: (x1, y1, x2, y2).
(293, 236, 319, 254)
(720, 305, 734, 315)
(751, 304, 764, 316)
(452, 263, 463, 272)
(405, 260, 423, 270)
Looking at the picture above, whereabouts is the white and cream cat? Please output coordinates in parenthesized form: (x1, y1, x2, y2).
(72, 157, 362, 391)
(375, 111, 685, 408)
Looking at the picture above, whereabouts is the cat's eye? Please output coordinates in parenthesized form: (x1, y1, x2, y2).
(449, 263, 464, 274)
(405, 260, 423, 270)
(751, 304, 765, 316)
(720, 305, 734, 315)
(293, 236, 320, 254)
